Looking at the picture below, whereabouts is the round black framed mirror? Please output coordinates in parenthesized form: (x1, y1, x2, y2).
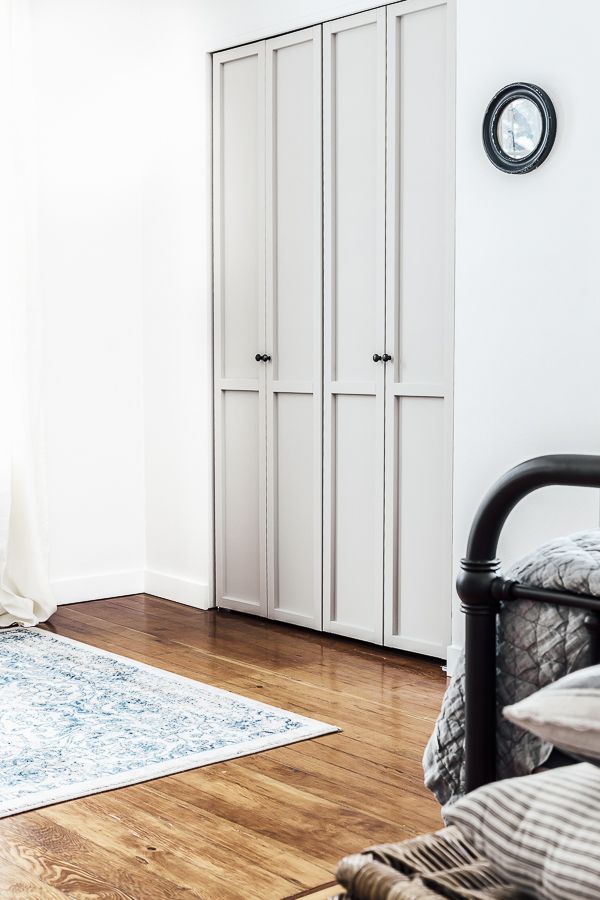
(483, 83, 556, 174)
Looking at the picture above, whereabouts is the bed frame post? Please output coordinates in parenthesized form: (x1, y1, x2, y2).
(457, 453, 600, 794)
(458, 560, 500, 792)
(584, 612, 600, 665)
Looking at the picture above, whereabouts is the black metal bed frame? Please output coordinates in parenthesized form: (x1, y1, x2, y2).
(457, 454, 600, 794)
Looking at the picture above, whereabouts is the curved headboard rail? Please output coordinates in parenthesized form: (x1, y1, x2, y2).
(465, 454, 600, 562)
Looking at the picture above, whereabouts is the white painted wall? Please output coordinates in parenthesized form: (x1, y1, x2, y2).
(452, 0, 600, 647)
(30, 0, 600, 637)
(32, 0, 213, 607)
(140, 0, 211, 608)
(32, 0, 146, 603)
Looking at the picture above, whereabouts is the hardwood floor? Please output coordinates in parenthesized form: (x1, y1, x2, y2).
(1, 596, 446, 899)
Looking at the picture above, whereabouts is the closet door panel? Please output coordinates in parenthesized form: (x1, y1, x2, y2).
(332, 395, 380, 632)
(266, 27, 322, 628)
(333, 20, 382, 385)
(269, 35, 317, 384)
(384, 0, 452, 655)
(396, 2, 447, 386)
(393, 397, 447, 651)
(323, 10, 386, 644)
(271, 393, 315, 621)
(221, 391, 263, 607)
(220, 51, 265, 381)
(214, 43, 267, 615)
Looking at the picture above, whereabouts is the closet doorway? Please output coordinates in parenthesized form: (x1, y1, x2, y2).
(212, 0, 454, 659)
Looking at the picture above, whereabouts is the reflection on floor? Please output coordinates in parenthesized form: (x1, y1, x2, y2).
(0, 595, 446, 899)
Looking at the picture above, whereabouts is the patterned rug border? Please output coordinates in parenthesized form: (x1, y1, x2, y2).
(0, 627, 339, 817)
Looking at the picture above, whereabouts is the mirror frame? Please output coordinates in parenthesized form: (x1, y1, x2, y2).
(483, 83, 556, 174)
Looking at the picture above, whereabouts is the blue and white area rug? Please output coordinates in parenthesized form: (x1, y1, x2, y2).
(0, 627, 338, 818)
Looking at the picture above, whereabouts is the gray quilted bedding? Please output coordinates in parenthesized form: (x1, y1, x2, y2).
(423, 530, 600, 811)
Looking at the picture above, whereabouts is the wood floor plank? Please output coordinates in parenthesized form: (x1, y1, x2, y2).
(0, 597, 448, 898)
(0, 855, 69, 899)
(43, 782, 332, 897)
(0, 811, 203, 899)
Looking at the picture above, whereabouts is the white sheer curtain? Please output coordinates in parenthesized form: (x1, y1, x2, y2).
(0, 0, 55, 626)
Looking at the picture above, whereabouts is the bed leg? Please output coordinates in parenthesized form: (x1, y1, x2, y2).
(458, 559, 499, 794)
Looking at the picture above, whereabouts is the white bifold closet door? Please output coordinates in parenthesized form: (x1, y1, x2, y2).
(323, 0, 451, 653)
(213, 29, 323, 627)
(266, 27, 322, 628)
(383, 0, 452, 657)
(213, 41, 267, 617)
(322, 9, 387, 644)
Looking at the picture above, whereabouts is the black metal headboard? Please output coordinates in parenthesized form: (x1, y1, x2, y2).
(457, 454, 600, 793)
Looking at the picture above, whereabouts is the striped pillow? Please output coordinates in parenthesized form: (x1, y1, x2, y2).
(445, 764, 600, 900)
(504, 663, 600, 764)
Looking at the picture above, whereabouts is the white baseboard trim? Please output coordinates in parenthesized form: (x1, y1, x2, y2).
(144, 570, 211, 610)
(445, 643, 462, 678)
(51, 571, 145, 605)
(51, 570, 212, 610)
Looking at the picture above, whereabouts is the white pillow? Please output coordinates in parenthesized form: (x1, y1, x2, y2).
(446, 764, 600, 900)
(504, 663, 600, 763)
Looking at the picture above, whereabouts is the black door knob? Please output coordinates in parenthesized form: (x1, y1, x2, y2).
(372, 353, 382, 362)
(255, 353, 263, 362)
(262, 354, 272, 362)
(382, 353, 392, 362)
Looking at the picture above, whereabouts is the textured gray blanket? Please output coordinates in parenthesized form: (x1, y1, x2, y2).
(423, 530, 600, 810)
